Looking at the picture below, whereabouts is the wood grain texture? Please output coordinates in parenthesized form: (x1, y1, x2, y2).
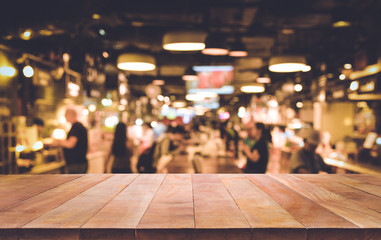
(246, 174, 359, 240)
(0, 174, 111, 228)
(0, 174, 79, 210)
(193, 174, 250, 240)
(23, 174, 138, 229)
(346, 174, 381, 186)
(83, 174, 166, 229)
(0, 174, 380, 240)
(295, 174, 381, 213)
(137, 174, 194, 240)
(270, 174, 381, 228)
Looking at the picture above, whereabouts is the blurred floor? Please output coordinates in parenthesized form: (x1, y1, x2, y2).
(87, 147, 287, 174)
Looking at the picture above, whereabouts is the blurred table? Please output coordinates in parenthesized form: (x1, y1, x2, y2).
(1, 174, 381, 239)
(324, 157, 381, 174)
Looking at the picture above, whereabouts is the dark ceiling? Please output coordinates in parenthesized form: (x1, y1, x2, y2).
(1, 0, 380, 106)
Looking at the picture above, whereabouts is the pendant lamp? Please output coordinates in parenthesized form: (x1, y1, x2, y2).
(117, 53, 156, 71)
(229, 40, 248, 57)
(268, 56, 310, 73)
(163, 30, 207, 51)
(202, 33, 229, 56)
(182, 66, 199, 81)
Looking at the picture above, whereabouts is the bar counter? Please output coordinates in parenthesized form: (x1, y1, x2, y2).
(1, 174, 381, 240)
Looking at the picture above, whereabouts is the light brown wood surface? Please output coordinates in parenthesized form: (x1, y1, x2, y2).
(1, 174, 381, 240)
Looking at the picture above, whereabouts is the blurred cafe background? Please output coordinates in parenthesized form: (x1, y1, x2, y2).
(0, 0, 380, 174)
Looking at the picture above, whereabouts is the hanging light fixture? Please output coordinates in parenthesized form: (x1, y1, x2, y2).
(240, 84, 265, 93)
(269, 56, 310, 73)
(202, 33, 229, 56)
(228, 40, 248, 57)
(163, 30, 207, 51)
(182, 66, 199, 81)
(117, 53, 156, 71)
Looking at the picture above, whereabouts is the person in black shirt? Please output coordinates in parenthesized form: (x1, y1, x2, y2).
(53, 108, 88, 173)
(242, 122, 269, 173)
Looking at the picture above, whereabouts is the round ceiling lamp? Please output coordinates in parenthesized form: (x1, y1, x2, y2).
(228, 40, 248, 57)
(268, 56, 310, 73)
(182, 66, 199, 81)
(117, 53, 156, 71)
(240, 84, 265, 93)
(163, 30, 207, 51)
(202, 33, 229, 56)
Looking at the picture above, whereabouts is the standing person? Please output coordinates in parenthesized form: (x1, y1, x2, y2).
(105, 122, 133, 173)
(53, 107, 88, 174)
(289, 128, 332, 174)
(242, 122, 269, 173)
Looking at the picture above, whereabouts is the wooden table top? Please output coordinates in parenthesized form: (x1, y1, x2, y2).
(1, 174, 381, 240)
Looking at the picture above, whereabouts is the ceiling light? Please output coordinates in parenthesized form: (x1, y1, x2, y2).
(332, 8, 352, 28)
(294, 84, 303, 92)
(257, 77, 271, 84)
(269, 56, 309, 73)
(152, 79, 165, 85)
(229, 40, 248, 57)
(344, 63, 352, 69)
(240, 84, 265, 93)
(182, 66, 199, 81)
(163, 30, 206, 51)
(296, 102, 303, 108)
(339, 74, 346, 80)
(202, 33, 229, 56)
(117, 53, 156, 71)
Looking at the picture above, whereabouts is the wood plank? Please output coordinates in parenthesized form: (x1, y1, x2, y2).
(295, 174, 381, 212)
(219, 174, 306, 240)
(328, 174, 381, 197)
(82, 174, 166, 240)
(22, 174, 138, 233)
(0, 174, 111, 228)
(0, 174, 80, 210)
(246, 174, 360, 240)
(137, 174, 194, 240)
(192, 174, 251, 240)
(19, 229, 78, 240)
(347, 174, 381, 186)
(271, 174, 381, 228)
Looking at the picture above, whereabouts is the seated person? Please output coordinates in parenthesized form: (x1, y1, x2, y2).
(290, 128, 332, 174)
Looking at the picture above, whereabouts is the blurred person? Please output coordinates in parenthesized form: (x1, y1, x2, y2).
(153, 125, 186, 173)
(104, 122, 134, 173)
(289, 128, 332, 174)
(242, 122, 269, 173)
(53, 107, 88, 174)
(32, 118, 45, 139)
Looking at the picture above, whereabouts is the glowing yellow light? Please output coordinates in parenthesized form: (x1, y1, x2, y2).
(92, 13, 101, 19)
(296, 102, 303, 108)
(339, 74, 346, 80)
(344, 63, 352, 69)
(151, 121, 157, 128)
(0, 66, 16, 77)
(16, 145, 25, 152)
(294, 84, 303, 92)
(350, 81, 359, 91)
(332, 21, 351, 28)
(105, 116, 119, 128)
(240, 85, 265, 93)
(102, 51, 109, 58)
(201, 48, 229, 56)
(33, 141, 43, 151)
(23, 65, 34, 78)
(52, 129, 66, 140)
(88, 104, 96, 112)
(21, 30, 32, 40)
(164, 43, 205, 51)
